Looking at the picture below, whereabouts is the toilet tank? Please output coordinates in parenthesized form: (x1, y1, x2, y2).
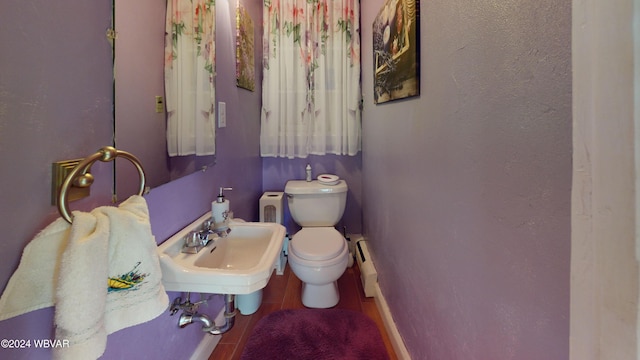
(284, 180, 348, 227)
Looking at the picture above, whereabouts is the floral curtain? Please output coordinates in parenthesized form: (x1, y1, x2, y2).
(261, 0, 361, 158)
(165, 0, 216, 156)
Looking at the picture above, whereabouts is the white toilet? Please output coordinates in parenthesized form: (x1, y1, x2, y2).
(285, 179, 349, 308)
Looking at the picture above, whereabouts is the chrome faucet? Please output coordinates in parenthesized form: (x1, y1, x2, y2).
(204, 216, 231, 238)
(181, 228, 218, 254)
(169, 293, 236, 335)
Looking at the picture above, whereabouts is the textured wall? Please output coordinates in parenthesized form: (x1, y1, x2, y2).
(361, 1, 572, 359)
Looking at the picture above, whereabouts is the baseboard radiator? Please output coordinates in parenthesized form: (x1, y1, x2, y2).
(355, 239, 378, 297)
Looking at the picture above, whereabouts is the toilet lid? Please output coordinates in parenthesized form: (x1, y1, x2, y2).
(291, 228, 345, 261)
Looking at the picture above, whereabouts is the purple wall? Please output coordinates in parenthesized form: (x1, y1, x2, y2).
(0, 0, 263, 359)
(361, 1, 571, 359)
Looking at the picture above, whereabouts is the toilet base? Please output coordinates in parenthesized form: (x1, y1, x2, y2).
(301, 281, 339, 308)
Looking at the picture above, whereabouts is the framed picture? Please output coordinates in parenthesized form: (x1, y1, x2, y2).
(373, 0, 420, 104)
(236, 4, 255, 91)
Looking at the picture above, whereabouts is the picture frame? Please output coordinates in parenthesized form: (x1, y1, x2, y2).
(373, 0, 420, 104)
(236, 4, 255, 91)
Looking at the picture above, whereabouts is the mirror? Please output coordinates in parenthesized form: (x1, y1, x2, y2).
(113, 0, 215, 200)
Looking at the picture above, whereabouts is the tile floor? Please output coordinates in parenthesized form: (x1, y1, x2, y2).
(208, 261, 398, 359)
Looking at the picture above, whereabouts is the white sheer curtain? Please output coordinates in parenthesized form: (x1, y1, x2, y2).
(261, 0, 361, 158)
(164, 0, 216, 156)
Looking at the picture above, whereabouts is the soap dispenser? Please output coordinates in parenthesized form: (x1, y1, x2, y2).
(305, 164, 312, 182)
(212, 187, 232, 235)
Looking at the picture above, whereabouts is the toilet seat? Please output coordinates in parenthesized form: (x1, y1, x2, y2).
(290, 228, 345, 261)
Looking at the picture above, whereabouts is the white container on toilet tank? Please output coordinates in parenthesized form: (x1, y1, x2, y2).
(285, 180, 347, 226)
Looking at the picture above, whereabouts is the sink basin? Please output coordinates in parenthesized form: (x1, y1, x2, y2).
(158, 213, 286, 294)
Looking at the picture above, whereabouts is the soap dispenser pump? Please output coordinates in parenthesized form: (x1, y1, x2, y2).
(216, 187, 232, 203)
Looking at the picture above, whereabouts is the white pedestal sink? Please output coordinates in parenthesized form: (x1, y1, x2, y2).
(157, 213, 286, 294)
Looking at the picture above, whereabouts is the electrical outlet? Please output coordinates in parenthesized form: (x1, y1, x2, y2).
(218, 101, 226, 128)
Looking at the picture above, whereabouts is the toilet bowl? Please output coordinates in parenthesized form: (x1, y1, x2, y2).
(288, 227, 349, 308)
(284, 179, 349, 308)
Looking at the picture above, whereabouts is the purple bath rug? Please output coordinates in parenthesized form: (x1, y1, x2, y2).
(240, 308, 390, 360)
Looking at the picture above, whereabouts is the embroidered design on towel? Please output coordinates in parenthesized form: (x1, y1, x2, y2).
(108, 262, 149, 293)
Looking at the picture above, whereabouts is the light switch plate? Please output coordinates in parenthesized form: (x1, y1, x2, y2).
(218, 102, 226, 128)
(155, 96, 164, 113)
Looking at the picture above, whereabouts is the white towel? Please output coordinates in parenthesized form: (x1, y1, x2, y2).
(0, 217, 70, 320)
(0, 196, 169, 360)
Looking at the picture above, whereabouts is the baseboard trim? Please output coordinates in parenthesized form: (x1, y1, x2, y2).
(374, 282, 412, 359)
(189, 308, 224, 360)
